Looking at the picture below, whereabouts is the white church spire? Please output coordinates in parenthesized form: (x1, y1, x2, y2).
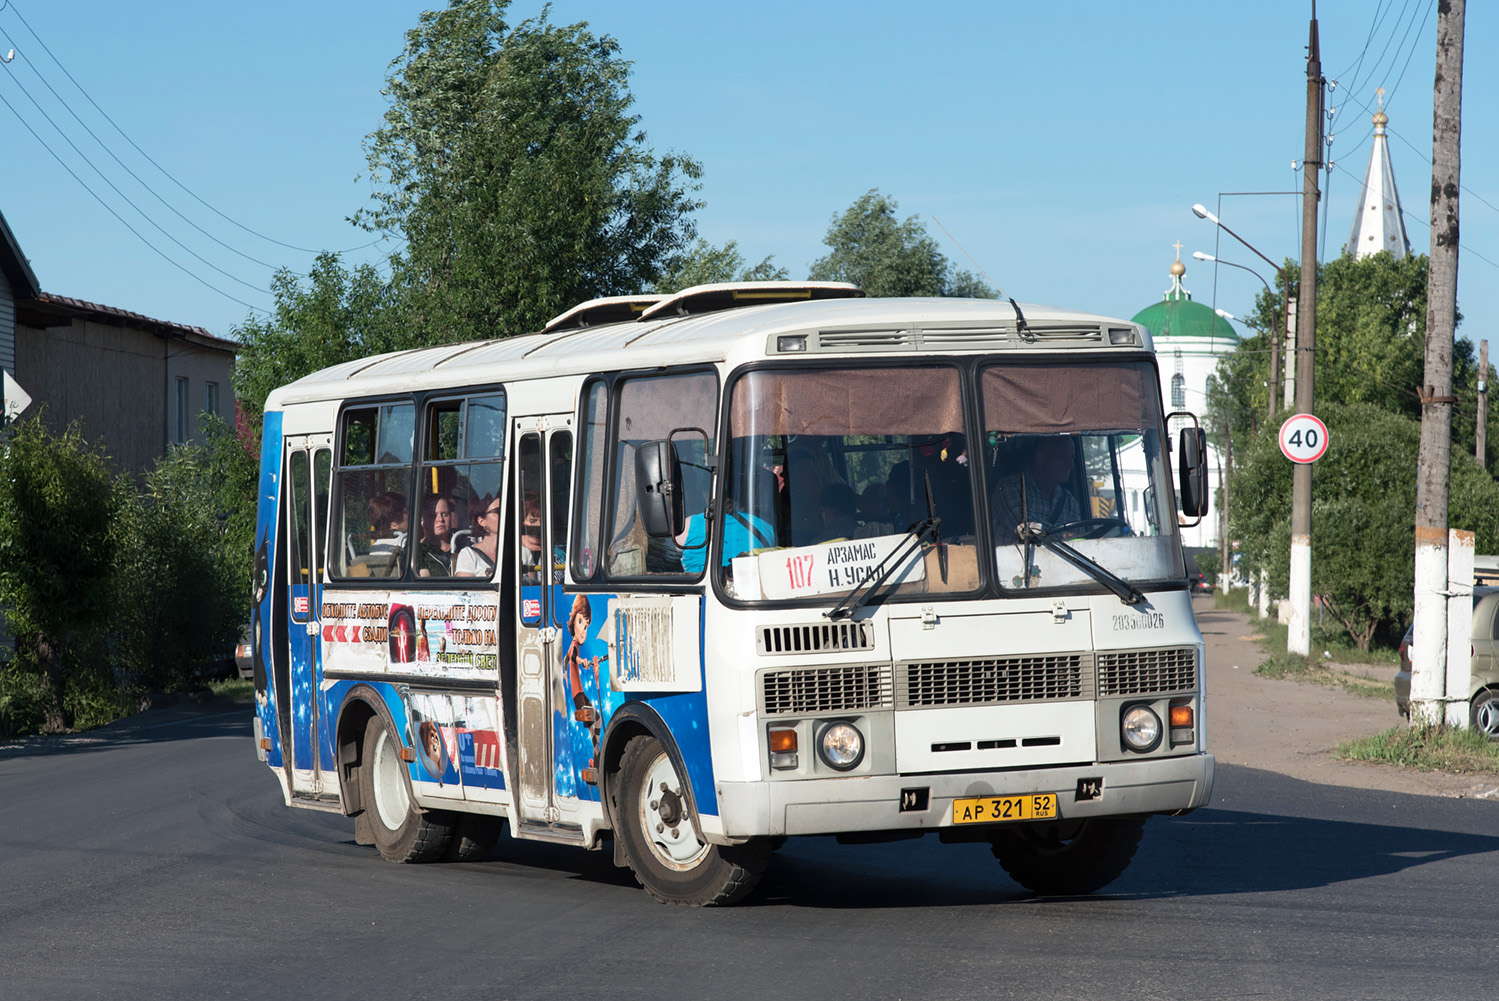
(1345, 88, 1412, 260)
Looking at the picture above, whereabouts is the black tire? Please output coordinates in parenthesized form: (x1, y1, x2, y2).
(1472, 689, 1499, 741)
(613, 736, 769, 906)
(990, 815, 1147, 895)
(444, 814, 504, 862)
(358, 716, 454, 863)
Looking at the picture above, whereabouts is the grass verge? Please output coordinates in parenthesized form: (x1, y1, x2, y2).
(1251, 651, 1395, 701)
(208, 678, 255, 703)
(1338, 724, 1499, 774)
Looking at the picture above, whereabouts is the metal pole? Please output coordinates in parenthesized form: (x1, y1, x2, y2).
(1287, 10, 1322, 658)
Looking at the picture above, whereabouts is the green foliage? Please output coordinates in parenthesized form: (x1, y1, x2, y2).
(808, 189, 995, 299)
(1229, 401, 1499, 649)
(1338, 724, 1499, 774)
(231, 253, 406, 423)
(112, 444, 247, 692)
(0, 415, 119, 733)
(355, 0, 703, 340)
(651, 239, 788, 293)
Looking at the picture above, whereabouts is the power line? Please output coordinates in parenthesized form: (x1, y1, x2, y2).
(2, 0, 386, 259)
(0, 89, 265, 313)
(0, 56, 270, 296)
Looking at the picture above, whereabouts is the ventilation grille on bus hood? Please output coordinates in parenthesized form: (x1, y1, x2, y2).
(757, 621, 875, 655)
(1096, 647, 1197, 697)
(803, 325, 1109, 353)
(898, 655, 1087, 709)
(760, 664, 893, 716)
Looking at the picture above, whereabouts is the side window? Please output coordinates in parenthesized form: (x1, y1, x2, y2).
(332, 402, 415, 579)
(419, 393, 507, 579)
(572, 381, 608, 582)
(606, 371, 717, 578)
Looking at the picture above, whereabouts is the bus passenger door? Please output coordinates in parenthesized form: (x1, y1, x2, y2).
(284, 435, 335, 799)
(511, 415, 582, 835)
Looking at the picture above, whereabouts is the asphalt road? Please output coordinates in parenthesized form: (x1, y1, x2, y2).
(3, 708, 1497, 1001)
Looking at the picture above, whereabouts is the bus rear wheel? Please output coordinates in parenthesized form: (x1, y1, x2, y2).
(989, 815, 1146, 895)
(614, 735, 769, 906)
(359, 716, 454, 863)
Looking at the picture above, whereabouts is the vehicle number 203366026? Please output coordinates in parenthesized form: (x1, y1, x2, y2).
(951, 794, 1059, 825)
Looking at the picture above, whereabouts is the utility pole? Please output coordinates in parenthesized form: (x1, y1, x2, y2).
(1287, 8, 1323, 658)
(1411, 0, 1466, 726)
(1477, 339, 1488, 469)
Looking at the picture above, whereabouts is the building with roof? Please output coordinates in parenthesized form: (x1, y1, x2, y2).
(0, 208, 237, 475)
(1345, 88, 1412, 261)
(1130, 252, 1239, 550)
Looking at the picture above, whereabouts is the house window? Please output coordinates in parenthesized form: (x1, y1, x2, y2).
(1170, 373, 1186, 409)
(175, 376, 189, 443)
(205, 381, 219, 416)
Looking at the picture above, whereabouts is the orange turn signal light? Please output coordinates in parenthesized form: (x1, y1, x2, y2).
(400, 746, 417, 763)
(769, 728, 798, 753)
(259, 737, 272, 751)
(1169, 705, 1194, 728)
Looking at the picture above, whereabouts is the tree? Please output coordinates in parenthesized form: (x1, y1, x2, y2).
(355, 1, 703, 340)
(232, 254, 406, 423)
(1228, 401, 1499, 649)
(808, 189, 995, 298)
(650, 239, 788, 294)
(0, 415, 118, 732)
(113, 443, 246, 692)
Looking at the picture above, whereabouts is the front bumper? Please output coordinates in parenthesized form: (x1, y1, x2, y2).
(712, 752, 1215, 839)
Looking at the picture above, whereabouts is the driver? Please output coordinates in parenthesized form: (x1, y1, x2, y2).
(991, 436, 1084, 542)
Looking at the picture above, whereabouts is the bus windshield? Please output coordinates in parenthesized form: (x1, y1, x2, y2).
(720, 359, 1182, 602)
(979, 360, 1181, 591)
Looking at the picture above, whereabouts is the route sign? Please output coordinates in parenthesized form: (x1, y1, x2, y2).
(1279, 413, 1329, 464)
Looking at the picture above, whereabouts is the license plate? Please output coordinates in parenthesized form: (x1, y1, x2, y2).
(951, 793, 1058, 825)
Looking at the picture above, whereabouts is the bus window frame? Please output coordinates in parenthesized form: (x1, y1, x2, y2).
(567, 366, 720, 592)
(327, 385, 509, 587)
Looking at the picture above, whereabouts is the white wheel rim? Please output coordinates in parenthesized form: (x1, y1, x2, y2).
(371, 728, 410, 831)
(637, 751, 708, 871)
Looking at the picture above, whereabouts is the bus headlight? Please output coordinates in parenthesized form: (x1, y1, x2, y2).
(1121, 705, 1162, 752)
(817, 721, 865, 771)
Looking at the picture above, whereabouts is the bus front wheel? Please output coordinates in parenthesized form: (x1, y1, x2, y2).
(358, 716, 454, 863)
(614, 735, 769, 906)
(989, 815, 1146, 895)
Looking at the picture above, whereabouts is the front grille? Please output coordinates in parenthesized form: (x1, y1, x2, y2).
(1096, 647, 1197, 696)
(757, 621, 874, 655)
(898, 654, 1085, 708)
(760, 664, 893, 716)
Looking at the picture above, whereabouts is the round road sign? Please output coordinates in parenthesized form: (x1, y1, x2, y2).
(1279, 413, 1330, 464)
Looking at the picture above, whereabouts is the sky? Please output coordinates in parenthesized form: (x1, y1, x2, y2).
(3, 0, 1496, 358)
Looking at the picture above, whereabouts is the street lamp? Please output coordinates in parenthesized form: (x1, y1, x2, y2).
(1191, 206, 1293, 420)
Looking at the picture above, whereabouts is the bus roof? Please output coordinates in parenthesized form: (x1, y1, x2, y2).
(263, 285, 1145, 410)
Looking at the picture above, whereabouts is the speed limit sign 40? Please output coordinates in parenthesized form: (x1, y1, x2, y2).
(1279, 413, 1330, 463)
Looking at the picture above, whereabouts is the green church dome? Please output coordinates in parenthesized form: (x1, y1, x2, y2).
(1130, 258, 1240, 343)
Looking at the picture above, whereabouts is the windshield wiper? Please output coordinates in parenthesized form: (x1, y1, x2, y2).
(825, 514, 940, 621)
(1016, 523, 1144, 605)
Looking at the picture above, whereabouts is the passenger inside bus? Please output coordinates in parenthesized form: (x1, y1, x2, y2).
(364, 491, 408, 577)
(417, 494, 456, 576)
(990, 436, 1084, 541)
(454, 492, 499, 578)
(519, 494, 544, 584)
(676, 499, 775, 573)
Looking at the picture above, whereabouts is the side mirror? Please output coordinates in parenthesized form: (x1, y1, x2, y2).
(635, 440, 684, 538)
(1177, 426, 1209, 519)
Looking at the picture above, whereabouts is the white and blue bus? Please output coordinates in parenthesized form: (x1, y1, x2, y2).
(250, 281, 1214, 905)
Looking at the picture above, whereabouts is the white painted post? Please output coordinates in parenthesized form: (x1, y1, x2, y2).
(1258, 569, 1271, 618)
(1446, 529, 1475, 728)
(1287, 540, 1311, 656)
(1411, 545, 1450, 726)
